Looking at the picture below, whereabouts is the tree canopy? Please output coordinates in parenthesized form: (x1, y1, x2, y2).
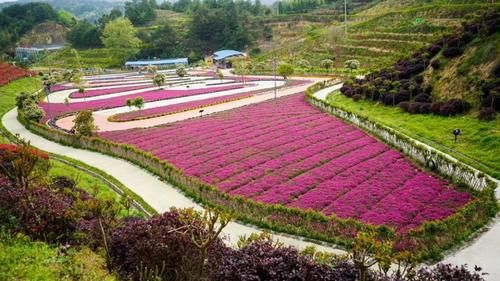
(67, 21, 102, 49)
(101, 18, 142, 63)
(125, 0, 157, 26)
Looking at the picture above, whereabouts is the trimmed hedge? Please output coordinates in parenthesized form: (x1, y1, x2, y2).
(18, 79, 498, 261)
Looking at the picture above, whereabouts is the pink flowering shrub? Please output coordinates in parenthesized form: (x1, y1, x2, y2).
(101, 94, 472, 231)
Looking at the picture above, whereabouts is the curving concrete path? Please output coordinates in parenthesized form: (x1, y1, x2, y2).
(54, 79, 315, 132)
(2, 108, 344, 254)
(6, 74, 500, 279)
(315, 84, 500, 280)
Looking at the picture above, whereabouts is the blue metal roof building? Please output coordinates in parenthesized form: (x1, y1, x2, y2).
(125, 58, 188, 69)
(213, 50, 246, 61)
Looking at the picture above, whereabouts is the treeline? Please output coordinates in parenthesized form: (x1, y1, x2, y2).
(158, 0, 272, 16)
(0, 2, 70, 52)
(67, 0, 257, 63)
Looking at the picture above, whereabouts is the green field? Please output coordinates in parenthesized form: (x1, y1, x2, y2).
(0, 232, 116, 281)
(326, 92, 500, 179)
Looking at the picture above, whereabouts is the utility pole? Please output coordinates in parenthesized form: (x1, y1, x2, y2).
(344, 0, 348, 37)
(273, 58, 277, 99)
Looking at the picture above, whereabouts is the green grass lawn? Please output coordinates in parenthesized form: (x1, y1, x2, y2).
(48, 160, 143, 218)
(0, 233, 116, 281)
(0, 77, 41, 142)
(326, 92, 500, 179)
(0, 78, 149, 217)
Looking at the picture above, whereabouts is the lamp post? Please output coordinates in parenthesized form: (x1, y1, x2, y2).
(272, 58, 278, 99)
(199, 109, 204, 118)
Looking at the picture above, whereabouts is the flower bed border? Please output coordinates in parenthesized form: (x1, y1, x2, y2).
(18, 81, 498, 262)
(304, 83, 496, 192)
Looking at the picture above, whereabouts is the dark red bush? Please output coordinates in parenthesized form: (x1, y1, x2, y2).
(449, 99, 471, 114)
(214, 241, 358, 281)
(439, 103, 456, 116)
(109, 210, 227, 281)
(409, 102, 421, 114)
(442, 47, 463, 58)
(419, 103, 432, 114)
(431, 59, 440, 70)
(399, 101, 410, 112)
(427, 44, 442, 57)
(384, 94, 396, 106)
(478, 107, 496, 121)
(413, 263, 486, 281)
(415, 93, 432, 103)
(0, 184, 78, 243)
(352, 94, 362, 102)
(431, 102, 443, 115)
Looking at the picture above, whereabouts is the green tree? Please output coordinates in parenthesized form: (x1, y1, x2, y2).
(216, 69, 224, 82)
(58, 10, 77, 27)
(73, 110, 98, 137)
(133, 97, 145, 111)
(78, 87, 86, 100)
(141, 23, 182, 58)
(126, 99, 133, 110)
(320, 59, 334, 69)
(178, 208, 231, 280)
(67, 21, 102, 48)
(277, 63, 294, 80)
(176, 65, 187, 77)
(97, 8, 122, 30)
(345, 59, 360, 73)
(147, 65, 158, 74)
(23, 102, 45, 122)
(101, 18, 142, 64)
(153, 74, 165, 89)
(125, 0, 156, 26)
(297, 59, 311, 69)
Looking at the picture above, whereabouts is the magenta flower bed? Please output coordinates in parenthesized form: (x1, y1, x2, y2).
(110, 92, 254, 121)
(88, 78, 150, 85)
(110, 79, 309, 121)
(100, 94, 471, 231)
(50, 84, 73, 92)
(41, 84, 247, 120)
(69, 84, 154, 98)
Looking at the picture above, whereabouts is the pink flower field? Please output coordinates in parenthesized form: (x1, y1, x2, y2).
(100, 94, 472, 231)
(109, 92, 254, 121)
(41, 84, 248, 120)
(69, 84, 154, 98)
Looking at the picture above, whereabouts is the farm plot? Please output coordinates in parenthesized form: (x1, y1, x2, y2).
(100, 94, 472, 231)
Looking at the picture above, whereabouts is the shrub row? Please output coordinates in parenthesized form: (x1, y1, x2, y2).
(20, 81, 497, 262)
(340, 10, 499, 118)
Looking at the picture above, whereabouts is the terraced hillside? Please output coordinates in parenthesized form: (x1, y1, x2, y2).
(252, 1, 499, 72)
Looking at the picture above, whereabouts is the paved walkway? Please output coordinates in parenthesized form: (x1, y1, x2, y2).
(55, 78, 320, 131)
(2, 108, 343, 254)
(6, 75, 500, 279)
(315, 84, 500, 281)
